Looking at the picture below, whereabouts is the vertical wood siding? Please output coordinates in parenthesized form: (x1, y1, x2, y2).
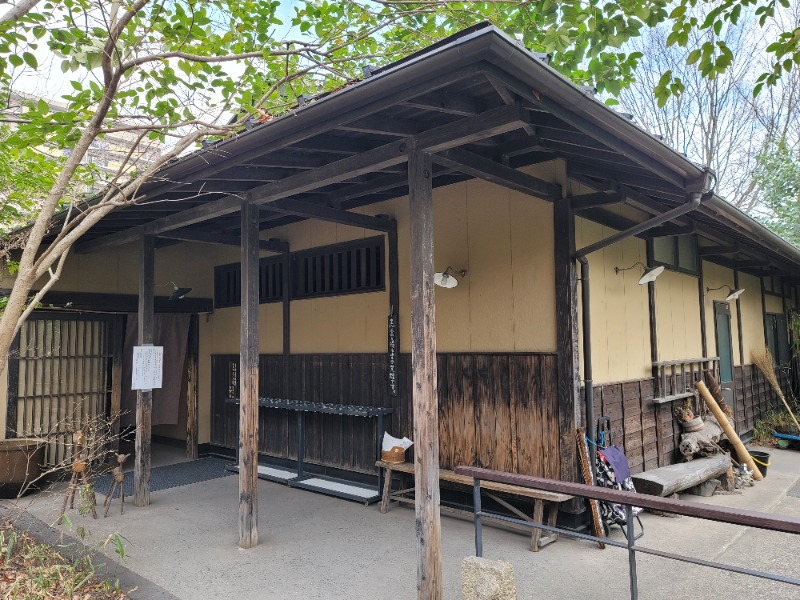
(589, 367, 793, 472)
(211, 353, 560, 477)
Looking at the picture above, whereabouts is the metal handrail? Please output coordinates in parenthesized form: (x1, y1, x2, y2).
(455, 466, 800, 600)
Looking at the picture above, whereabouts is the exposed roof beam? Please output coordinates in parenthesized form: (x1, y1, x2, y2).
(432, 147, 560, 200)
(734, 259, 770, 269)
(264, 199, 396, 232)
(338, 115, 419, 136)
(483, 65, 691, 190)
(77, 103, 529, 254)
(698, 244, 740, 257)
(404, 92, 481, 116)
(570, 191, 625, 211)
(158, 230, 288, 252)
(485, 72, 516, 106)
(643, 224, 696, 238)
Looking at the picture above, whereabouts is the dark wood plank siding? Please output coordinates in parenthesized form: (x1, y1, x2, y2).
(586, 366, 794, 472)
(210, 352, 560, 477)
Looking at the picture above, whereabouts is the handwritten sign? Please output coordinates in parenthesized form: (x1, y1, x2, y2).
(132, 345, 164, 391)
(388, 313, 399, 396)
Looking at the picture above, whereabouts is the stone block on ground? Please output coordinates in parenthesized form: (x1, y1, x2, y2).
(461, 556, 517, 600)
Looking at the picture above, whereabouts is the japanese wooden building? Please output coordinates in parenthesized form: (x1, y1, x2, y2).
(2, 23, 799, 596)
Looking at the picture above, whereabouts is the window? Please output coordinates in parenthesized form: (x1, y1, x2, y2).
(291, 236, 384, 300)
(650, 235, 698, 275)
(213, 236, 385, 307)
(763, 275, 787, 297)
(766, 313, 791, 365)
(214, 256, 284, 308)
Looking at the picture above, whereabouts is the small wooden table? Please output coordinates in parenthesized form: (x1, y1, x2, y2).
(376, 460, 573, 551)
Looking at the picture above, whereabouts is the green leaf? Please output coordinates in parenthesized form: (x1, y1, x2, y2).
(22, 52, 37, 69)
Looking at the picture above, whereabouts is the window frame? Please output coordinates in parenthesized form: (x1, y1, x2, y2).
(649, 234, 699, 276)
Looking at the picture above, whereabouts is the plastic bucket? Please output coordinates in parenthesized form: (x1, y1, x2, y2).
(749, 451, 771, 477)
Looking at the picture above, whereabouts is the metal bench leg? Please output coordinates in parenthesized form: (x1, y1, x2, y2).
(380, 466, 393, 514)
(531, 499, 544, 552)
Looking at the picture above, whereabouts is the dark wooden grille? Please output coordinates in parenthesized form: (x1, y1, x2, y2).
(214, 256, 283, 308)
(291, 236, 384, 300)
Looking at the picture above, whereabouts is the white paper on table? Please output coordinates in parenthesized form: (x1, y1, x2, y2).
(382, 432, 413, 451)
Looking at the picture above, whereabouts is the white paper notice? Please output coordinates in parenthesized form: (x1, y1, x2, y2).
(132, 345, 164, 391)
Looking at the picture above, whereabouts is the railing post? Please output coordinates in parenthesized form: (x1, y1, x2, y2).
(473, 478, 483, 557)
(626, 504, 639, 600)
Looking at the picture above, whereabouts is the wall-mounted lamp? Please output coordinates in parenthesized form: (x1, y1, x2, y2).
(614, 262, 665, 285)
(156, 281, 192, 301)
(706, 284, 744, 302)
(433, 267, 467, 289)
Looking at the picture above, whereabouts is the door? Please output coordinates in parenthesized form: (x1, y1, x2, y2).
(713, 301, 736, 413)
(7, 313, 122, 466)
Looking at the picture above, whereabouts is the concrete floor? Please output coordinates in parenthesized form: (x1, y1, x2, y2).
(6, 445, 800, 599)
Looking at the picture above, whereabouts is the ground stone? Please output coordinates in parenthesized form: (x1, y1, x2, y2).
(461, 556, 517, 600)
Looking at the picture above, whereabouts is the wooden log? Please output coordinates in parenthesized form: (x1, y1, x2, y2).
(239, 201, 260, 549)
(695, 381, 762, 481)
(631, 453, 731, 497)
(134, 234, 154, 507)
(408, 147, 442, 599)
(678, 415, 727, 459)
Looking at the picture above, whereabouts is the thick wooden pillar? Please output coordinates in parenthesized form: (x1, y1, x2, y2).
(134, 234, 154, 507)
(282, 248, 291, 355)
(407, 147, 442, 599)
(554, 197, 580, 487)
(239, 201, 260, 549)
(186, 314, 199, 460)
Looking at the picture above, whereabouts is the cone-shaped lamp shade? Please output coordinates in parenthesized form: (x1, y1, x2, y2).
(725, 288, 744, 302)
(638, 265, 664, 285)
(433, 272, 458, 288)
(169, 287, 192, 301)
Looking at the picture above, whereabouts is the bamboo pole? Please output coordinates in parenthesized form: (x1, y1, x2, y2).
(695, 381, 762, 481)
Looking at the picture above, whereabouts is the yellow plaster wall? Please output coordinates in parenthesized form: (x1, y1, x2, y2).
(702, 262, 742, 365)
(739, 272, 766, 362)
(653, 269, 703, 363)
(575, 218, 651, 383)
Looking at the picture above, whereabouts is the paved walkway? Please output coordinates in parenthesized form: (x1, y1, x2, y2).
(4, 446, 799, 599)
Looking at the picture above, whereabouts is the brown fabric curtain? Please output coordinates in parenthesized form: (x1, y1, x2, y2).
(121, 313, 191, 427)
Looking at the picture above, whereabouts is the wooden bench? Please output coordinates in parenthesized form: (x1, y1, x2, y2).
(376, 460, 573, 551)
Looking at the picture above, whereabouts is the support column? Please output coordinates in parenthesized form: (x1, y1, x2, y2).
(407, 147, 442, 599)
(239, 201, 260, 549)
(282, 247, 290, 355)
(554, 197, 580, 488)
(134, 234, 154, 507)
(186, 315, 199, 460)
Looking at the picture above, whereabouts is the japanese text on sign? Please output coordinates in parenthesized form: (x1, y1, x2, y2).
(132, 345, 164, 391)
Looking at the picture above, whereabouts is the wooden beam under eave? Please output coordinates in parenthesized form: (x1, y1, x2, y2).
(239, 201, 260, 549)
(407, 146, 442, 599)
(570, 191, 624, 211)
(265, 199, 396, 232)
(158, 230, 287, 253)
(134, 234, 154, 507)
(78, 104, 530, 255)
(432, 148, 560, 200)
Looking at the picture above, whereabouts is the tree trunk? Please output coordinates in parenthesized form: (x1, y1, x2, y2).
(632, 454, 731, 497)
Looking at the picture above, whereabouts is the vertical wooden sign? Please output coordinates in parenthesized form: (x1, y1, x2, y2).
(388, 312, 399, 396)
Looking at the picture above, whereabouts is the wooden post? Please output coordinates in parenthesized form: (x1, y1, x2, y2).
(733, 269, 747, 421)
(109, 316, 124, 451)
(554, 197, 580, 488)
(239, 201, 260, 549)
(282, 247, 290, 355)
(186, 314, 199, 460)
(134, 234, 154, 507)
(698, 258, 708, 357)
(407, 146, 442, 599)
